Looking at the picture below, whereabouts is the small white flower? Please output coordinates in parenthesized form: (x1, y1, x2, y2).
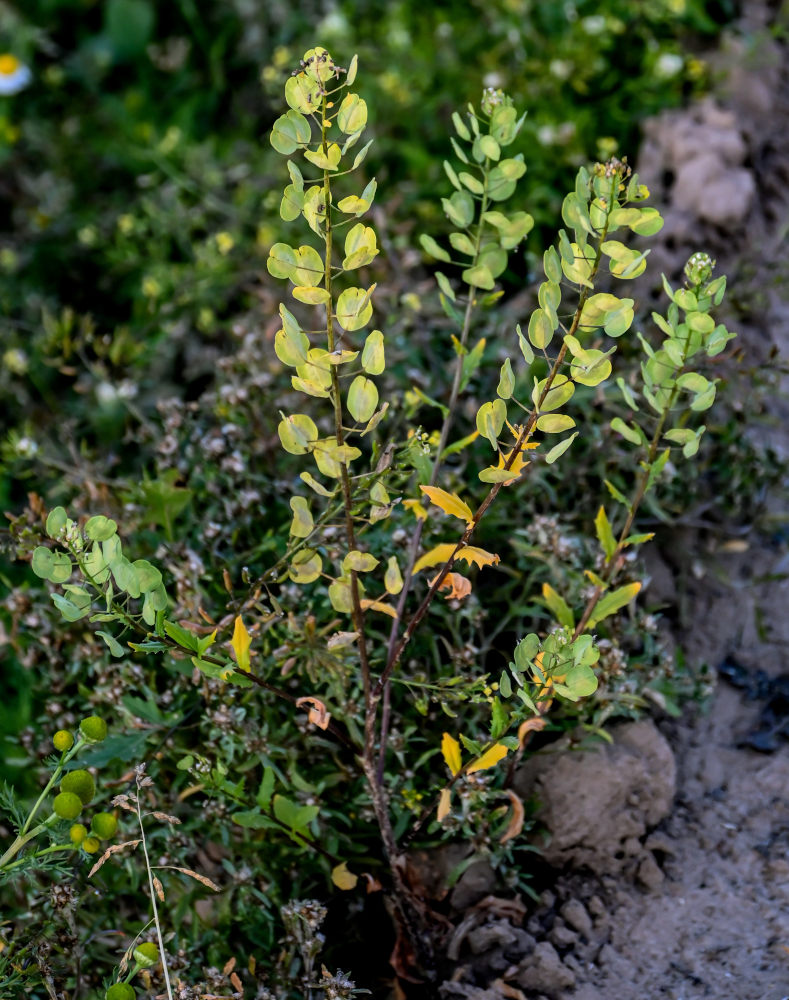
(581, 15, 606, 34)
(655, 53, 683, 78)
(0, 55, 31, 96)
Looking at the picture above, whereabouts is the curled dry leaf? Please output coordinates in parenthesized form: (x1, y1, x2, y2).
(517, 716, 547, 748)
(230, 972, 243, 992)
(498, 789, 525, 845)
(151, 811, 181, 825)
(429, 571, 472, 601)
(222, 957, 236, 976)
(88, 839, 141, 877)
(153, 876, 165, 902)
(437, 788, 452, 822)
(362, 872, 383, 894)
(155, 865, 220, 892)
(327, 630, 358, 649)
(295, 695, 331, 730)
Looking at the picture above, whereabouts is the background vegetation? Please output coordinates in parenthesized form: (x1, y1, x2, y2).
(2, 1, 773, 998)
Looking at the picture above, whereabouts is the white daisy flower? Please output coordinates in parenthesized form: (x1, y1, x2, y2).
(0, 54, 31, 95)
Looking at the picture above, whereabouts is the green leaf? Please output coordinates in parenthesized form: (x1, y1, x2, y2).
(442, 190, 474, 228)
(132, 559, 162, 593)
(595, 506, 617, 560)
(278, 413, 318, 455)
(476, 399, 506, 449)
(458, 171, 484, 195)
(604, 479, 631, 510)
(462, 264, 495, 290)
(105, 0, 154, 60)
(289, 549, 322, 584)
(497, 358, 514, 399)
(533, 374, 574, 412)
(336, 285, 375, 331)
(528, 308, 555, 350)
(347, 376, 379, 422)
(449, 231, 476, 256)
(163, 619, 199, 653)
(45, 507, 68, 538)
(444, 159, 462, 190)
(51, 593, 90, 622)
(256, 768, 276, 809)
(544, 432, 578, 465)
(516, 323, 534, 365)
(452, 111, 471, 141)
(270, 109, 312, 154)
(542, 583, 575, 629)
(587, 582, 641, 629)
(419, 233, 450, 263)
(284, 74, 321, 114)
(562, 664, 598, 699)
(435, 271, 455, 302)
(536, 413, 576, 433)
(610, 417, 642, 446)
(96, 631, 125, 657)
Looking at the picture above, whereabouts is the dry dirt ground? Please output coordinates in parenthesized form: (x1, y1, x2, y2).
(438, 4, 789, 999)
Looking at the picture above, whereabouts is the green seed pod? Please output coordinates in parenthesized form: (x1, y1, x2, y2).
(53, 730, 74, 752)
(60, 769, 95, 805)
(79, 716, 108, 743)
(132, 942, 159, 969)
(53, 791, 83, 820)
(69, 823, 88, 846)
(91, 812, 118, 840)
(105, 983, 135, 1000)
(82, 835, 100, 854)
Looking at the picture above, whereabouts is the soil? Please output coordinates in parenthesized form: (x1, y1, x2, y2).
(435, 3, 789, 998)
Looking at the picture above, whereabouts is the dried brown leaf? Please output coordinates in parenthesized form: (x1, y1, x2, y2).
(499, 790, 525, 845)
(222, 957, 236, 976)
(156, 865, 220, 892)
(153, 876, 165, 902)
(229, 972, 242, 992)
(151, 811, 181, 825)
(88, 839, 141, 877)
(295, 695, 331, 730)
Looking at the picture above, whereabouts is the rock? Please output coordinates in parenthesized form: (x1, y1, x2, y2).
(548, 919, 578, 950)
(450, 858, 498, 910)
(515, 941, 576, 996)
(637, 852, 665, 891)
(560, 899, 593, 940)
(467, 920, 518, 955)
(513, 720, 676, 875)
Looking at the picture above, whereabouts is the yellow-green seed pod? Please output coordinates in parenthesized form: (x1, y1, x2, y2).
(132, 942, 159, 969)
(60, 769, 95, 805)
(69, 823, 88, 846)
(53, 730, 74, 752)
(53, 791, 83, 820)
(82, 835, 100, 853)
(91, 812, 118, 840)
(105, 983, 135, 1000)
(79, 716, 108, 743)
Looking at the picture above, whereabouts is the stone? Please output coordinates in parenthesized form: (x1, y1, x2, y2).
(515, 942, 576, 996)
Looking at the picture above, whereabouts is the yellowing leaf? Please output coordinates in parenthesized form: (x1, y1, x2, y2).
(437, 788, 452, 822)
(403, 499, 428, 521)
(467, 742, 508, 774)
(289, 496, 313, 538)
(359, 599, 398, 618)
(441, 732, 462, 776)
(430, 572, 472, 600)
(412, 544, 500, 575)
(517, 716, 547, 747)
(331, 862, 359, 891)
(231, 616, 252, 672)
(384, 556, 403, 595)
(419, 486, 474, 525)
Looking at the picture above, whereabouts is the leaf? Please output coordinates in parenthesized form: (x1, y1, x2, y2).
(497, 358, 514, 399)
(384, 556, 403, 595)
(516, 323, 534, 365)
(332, 861, 359, 890)
(441, 733, 462, 776)
(359, 599, 398, 618)
(541, 583, 575, 629)
(476, 399, 507, 449)
(270, 109, 312, 154)
(419, 486, 474, 526)
(431, 572, 472, 600)
(347, 375, 379, 422)
(467, 743, 508, 773)
(595, 506, 617, 560)
(337, 93, 367, 134)
(361, 330, 385, 375)
(587, 582, 642, 630)
(278, 413, 318, 455)
(289, 550, 322, 584)
(419, 234, 450, 263)
(545, 432, 578, 465)
(336, 285, 375, 331)
(231, 616, 252, 672)
(342, 550, 379, 573)
(296, 696, 331, 730)
(85, 515, 118, 541)
(289, 496, 313, 538)
(304, 143, 342, 171)
(536, 413, 576, 434)
(437, 788, 452, 822)
(96, 631, 125, 657)
(499, 790, 525, 844)
(412, 544, 499, 574)
(610, 417, 642, 446)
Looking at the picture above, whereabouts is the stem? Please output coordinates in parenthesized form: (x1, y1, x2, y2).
(0, 841, 73, 875)
(136, 788, 174, 1000)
